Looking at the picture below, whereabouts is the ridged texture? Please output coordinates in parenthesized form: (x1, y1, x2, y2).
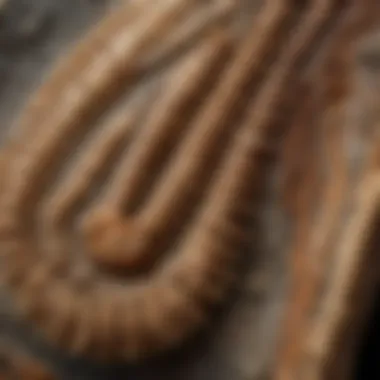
(276, 1, 380, 379)
(0, 0, 371, 364)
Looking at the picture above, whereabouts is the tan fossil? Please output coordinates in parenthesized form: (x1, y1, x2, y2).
(276, 1, 380, 379)
(0, 0, 375, 366)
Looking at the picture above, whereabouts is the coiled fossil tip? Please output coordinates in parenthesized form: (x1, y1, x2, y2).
(82, 209, 152, 271)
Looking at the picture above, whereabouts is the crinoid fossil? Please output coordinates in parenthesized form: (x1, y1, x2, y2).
(277, 1, 380, 379)
(0, 0, 359, 363)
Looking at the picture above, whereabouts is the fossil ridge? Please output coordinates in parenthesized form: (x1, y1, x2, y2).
(0, 0, 378, 369)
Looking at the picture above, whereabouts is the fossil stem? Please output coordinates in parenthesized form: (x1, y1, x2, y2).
(143, 0, 235, 67)
(3, 0, 201, 224)
(82, 0, 292, 270)
(99, 0, 342, 359)
(0, 0, 358, 364)
(8, 0, 148, 146)
(162, 0, 339, 305)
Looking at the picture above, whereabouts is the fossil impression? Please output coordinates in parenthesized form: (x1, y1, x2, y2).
(0, 0, 376, 365)
(276, 1, 380, 379)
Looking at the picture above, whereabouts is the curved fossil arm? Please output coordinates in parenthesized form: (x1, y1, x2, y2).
(9, 0, 234, 149)
(275, 1, 380, 379)
(8, 0, 177, 146)
(2, 0, 223, 220)
(81, 0, 293, 269)
(0, 0, 349, 363)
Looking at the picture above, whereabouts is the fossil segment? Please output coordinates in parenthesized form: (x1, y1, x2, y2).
(276, 1, 380, 379)
(0, 0, 353, 363)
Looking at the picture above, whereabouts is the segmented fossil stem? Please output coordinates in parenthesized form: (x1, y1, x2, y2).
(84, 0, 332, 358)
(144, 0, 235, 66)
(83, 0, 291, 269)
(161, 0, 339, 305)
(40, 95, 145, 254)
(44, 29, 231, 265)
(230, 0, 337, 142)
(275, 1, 380, 379)
(304, 175, 380, 379)
(275, 79, 324, 380)
(0, 0, 355, 364)
(42, 99, 141, 224)
(2, 0, 201, 222)
(136, 0, 290, 222)
(12, 0, 230, 149)
(280, 82, 318, 217)
(9, 0, 148, 144)
(137, 0, 341, 357)
(96, 28, 232, 211)
(275, 1, 376, 380)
